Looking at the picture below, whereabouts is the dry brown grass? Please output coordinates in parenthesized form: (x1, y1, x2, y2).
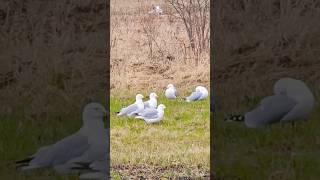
(0, 0, 107, 118)
(214, 0, 320, 111)
(110, 0, 210, 96)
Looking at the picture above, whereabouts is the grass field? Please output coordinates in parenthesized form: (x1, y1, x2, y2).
(110, 93, 210, 178)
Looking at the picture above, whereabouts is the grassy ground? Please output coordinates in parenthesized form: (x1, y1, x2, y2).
(214, 99, 320, 180)
(110, 93, 210, 178)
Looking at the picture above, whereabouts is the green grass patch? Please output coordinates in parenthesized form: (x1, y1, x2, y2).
(110, 95, 210, 178)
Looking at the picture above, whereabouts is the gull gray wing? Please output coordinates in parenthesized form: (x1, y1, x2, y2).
(140, 108, 158, 118)
(20, 132, 89, 170)
(245, 94, 297, 127)
(118, 104, 138, 116)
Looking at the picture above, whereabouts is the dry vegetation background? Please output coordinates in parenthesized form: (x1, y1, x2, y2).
(110, 0, 210, 95)
(214, 0, 320, 111)
(0, 0, 107, 118)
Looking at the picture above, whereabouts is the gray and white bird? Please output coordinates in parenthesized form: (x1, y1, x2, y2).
(186, 86, 208, 102)
(144, 92, 158, 109)
(15, 103, 107, 174)
(117, 94, 144, 117)
(225, 78, 315, 128)
(165, 84, 177, 99)
(135, 104, 166, 124)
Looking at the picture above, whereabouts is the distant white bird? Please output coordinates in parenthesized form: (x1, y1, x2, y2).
(144, 92, 158, 109)
(225, 78, 315, 128)
(117, 94, 144, 117)
(148, 5, 163, 16)
(186, 86, 208, 102)
(135, 104, 166, 124)
(165, 84, 177, 99)
(16, 103, 107, 174)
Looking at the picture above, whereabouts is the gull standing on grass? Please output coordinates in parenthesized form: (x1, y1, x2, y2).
(144, 92, 158, 109)
(15, 103, 107, 174)
(165, 84, 178, 99)
(186, 86, 209, 102)
(135, 104, 166, 124)
(117, 94, 144, 117)
(224, 77, 315, 128)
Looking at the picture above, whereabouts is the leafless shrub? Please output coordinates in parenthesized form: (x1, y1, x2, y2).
(167, 0, 210, 66)
(141, 16, 166, 61)
(110, 0, 210, 93)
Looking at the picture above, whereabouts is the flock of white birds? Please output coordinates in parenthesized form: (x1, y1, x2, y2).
(116, 84, 209, 124)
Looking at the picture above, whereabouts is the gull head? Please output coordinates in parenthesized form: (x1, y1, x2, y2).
(149, 92, 158, 99)
(136, 94, 144, 101)
(273, 77, 299, 95)
(167, 84, 174, 89)
(157, 104, 166, 110)
(83, 102, 107, 122)
(196, 86, 205, 91)
(195, 87, 202, 92)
